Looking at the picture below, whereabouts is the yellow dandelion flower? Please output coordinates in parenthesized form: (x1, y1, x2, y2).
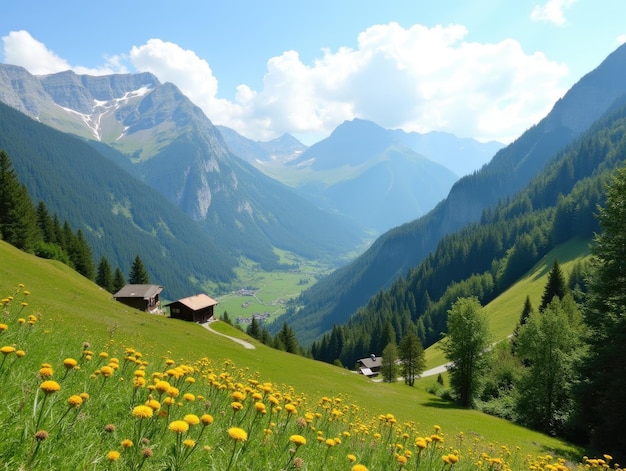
(352, 465, 368, 471)
(231, 390, 246, 402)
(63, 358, 78, 369)
(183, 393, 195, 402)
(121, 439, 133, 448)
(290, 434, 307, 447)
(99, 352, 109, 359)
(0, 324, 8, 332)
(39, 366, 54, 378)
(325, 438, 336, 447)
(107, 450, 120, 461)
(397, 454, 408, 466)
(184, 414, 200, 426)
(228, 427, 247, 442)
(201, 414, 214, 425)
(79, 392, 90, 401)
(183, 438, 195, 448)
(145, 399, 161, 410)
(67, 395, 83, 408)
(16, 350, 25, 357)
(100, 365, 114, 377)
(348, 454, 357, 462)
(132, 405, 154, 419)
(231, 401, 243, 411)
(40, 380, 61, 394)
(169, 420, 189, 433)
(255, 402, 266, 414)
(0, 346, 15, 355)
(285, 403, 297, 414)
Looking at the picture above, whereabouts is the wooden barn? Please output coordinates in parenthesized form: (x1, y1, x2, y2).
(113, 284, 163, 313)
(166, 293, 218, 323)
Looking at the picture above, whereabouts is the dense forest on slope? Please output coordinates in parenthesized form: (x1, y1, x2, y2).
(0, 102, 235, 299)
(275, 44, 626, 344)
(309, 98, 626, 367)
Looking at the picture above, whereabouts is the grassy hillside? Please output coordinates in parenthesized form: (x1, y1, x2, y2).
(0, 240, 596, 469)
(425, 237, 591, 369)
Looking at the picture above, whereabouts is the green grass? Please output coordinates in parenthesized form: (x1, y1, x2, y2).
(0, 240, 596, 468)
(424, 237, 591, 369)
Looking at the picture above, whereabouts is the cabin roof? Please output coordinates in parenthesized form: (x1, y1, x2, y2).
(113, 284, 163, 300)
(167, 293, 218, 310)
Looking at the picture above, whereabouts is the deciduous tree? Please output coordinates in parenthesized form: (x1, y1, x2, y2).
(441, 297, 491, 407)
(381, 342, 398, 383)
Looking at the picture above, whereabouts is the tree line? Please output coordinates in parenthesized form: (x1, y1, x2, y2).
(0, 149, 151, 293)
(438, 164, 626, 460)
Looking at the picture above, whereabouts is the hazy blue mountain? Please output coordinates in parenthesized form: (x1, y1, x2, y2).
(0, 65, 363, 268)
(219, 119, 464, 233)
(277, 42, 626, 343)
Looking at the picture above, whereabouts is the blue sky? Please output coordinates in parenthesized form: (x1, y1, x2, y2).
(2, 0, 625, 144)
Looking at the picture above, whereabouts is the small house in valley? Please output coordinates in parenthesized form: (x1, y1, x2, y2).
(166, 293, 218, 323)
(357, 354, 383, 377)
(113, 284, 163, 313)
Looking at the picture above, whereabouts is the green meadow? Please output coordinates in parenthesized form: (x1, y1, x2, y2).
(0, 239, 606, 469)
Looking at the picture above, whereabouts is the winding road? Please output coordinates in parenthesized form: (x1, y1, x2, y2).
(202, 321, 256, 350)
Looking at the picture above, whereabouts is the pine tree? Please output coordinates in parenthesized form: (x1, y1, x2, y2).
(246, 317, 261, 340)
(36, 201, 56, 244)
(128, 255, 150, 284)
(512, 295, 534, 350)
(276, 322, 299, 354)
(96, 257, 115, 293)
(576, 165, 626, 459)
(113, 268, 126, 293)
(399, 331, 426, 386)
(70, 229, 95, 280)
(539, 259, 567, 312)
(0, 150, 40, 251)
(381, 342, 398, 383)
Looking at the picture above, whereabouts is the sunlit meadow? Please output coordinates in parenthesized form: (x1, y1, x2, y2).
(0, 285, 619, 470)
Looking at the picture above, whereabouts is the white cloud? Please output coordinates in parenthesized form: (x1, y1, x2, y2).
(530, 0, 577, 26)
(618, 34, 626, 45)
(2, 26, 569, 144)
(2, 30, 125, 76)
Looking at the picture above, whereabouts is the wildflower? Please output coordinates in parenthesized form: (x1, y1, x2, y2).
(352, 465, 369, 471)
(0, 346, 15, 355)
(132, 405, 154, 419)
(290, 435, 307, 447)
(107, 450, 120, 461)
(169, 420, 189, 433)
(325, 438, 336, 447)
(415, 437, 427, 449)
(231, 401, 243, 411)
(100, 365, 114, 377)
(67, 395, 83, 408)
(183, 439, 195, 448)
(16, 350, 25, 357)
(39, 366, 53, 378)
(63, 358, 78, 369)
(348, 454, 357, 462)
(201, 414, 214, 425)
(183, 392, 195, 402)
(121, 439, 133, 448)
(231, 390, 246, 402)
(40, 380, 61, 394)
(397, 454, 408, 466)
(255, 402, 266, 414)
(79, 392, 90, 401)
(145, 399, 161, 410)
(184, 414, 200, 426)
(0, 324, 8, 332)
(285, 403, 297, 414)
(104, 424, 116, 433)
(228, 427, 248, 442)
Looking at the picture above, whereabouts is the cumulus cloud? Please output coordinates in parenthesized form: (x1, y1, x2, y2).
(530, 0, 577, 25)
(2, 25, 569, 144)
(2, 30, 125, 76)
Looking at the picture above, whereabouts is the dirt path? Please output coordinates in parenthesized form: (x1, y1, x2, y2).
(202, 321, 256, 350)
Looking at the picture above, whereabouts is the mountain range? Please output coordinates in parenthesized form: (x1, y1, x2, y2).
(219, 119, 502, 233)
(277, 42, 626, 344)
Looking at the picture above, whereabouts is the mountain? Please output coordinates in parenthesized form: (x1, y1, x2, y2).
(0, 64, 363, 268)
(220, 119, 470, 233)
(277, 42, 626, 344)
(0, 100, 234, 300)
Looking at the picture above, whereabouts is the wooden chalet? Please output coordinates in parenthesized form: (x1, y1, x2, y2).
(166, 293, 218, 323)
(356, 355, 383, 377)
(113, 284, 163, 313)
